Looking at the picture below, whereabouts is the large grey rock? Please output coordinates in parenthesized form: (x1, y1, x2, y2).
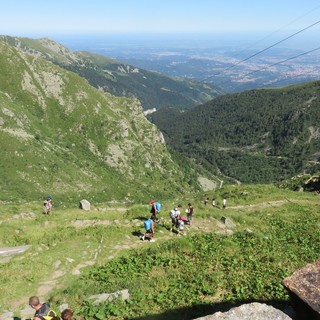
(88, 289, 130, 305)
(194, 303, 292, 320)
(79, 199, 91, 211)
(220, 216, 236, 229)
(0, 245, 32, 263)
(282, 261, 320, 320)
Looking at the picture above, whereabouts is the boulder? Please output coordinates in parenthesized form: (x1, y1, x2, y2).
(79, 199, 91, 211)
(220, 216, 236, 229)
(88, 289, 129, 305)
(194, 302, 292, 320)
(282, 261, 320, 320)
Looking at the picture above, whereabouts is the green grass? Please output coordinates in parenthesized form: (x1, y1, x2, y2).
(0, 184, 319, 319)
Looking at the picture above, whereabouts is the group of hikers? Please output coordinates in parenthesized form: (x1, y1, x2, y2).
(28, 296, 77, 320)
(204, 197, 227, 209)
(140, 200, 194, 242)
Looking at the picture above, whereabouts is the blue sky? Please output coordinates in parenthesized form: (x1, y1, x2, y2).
(1, 0, 320, 36)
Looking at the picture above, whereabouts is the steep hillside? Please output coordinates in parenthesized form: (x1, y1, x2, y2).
(152, 82, 320, 183)
(0, 36, 223, 111)
(0, 41, 201, 202)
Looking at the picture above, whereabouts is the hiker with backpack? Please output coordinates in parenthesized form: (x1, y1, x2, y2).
(141, 217, 155, 242)
(43, 195, 53, 215)
(150, 199, 161, 223)
(28, 296, 59, 320)
(169, 204, 182, 232)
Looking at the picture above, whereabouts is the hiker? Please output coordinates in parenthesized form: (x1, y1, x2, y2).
(186, 203, 194, 225)
(43, 195, 53, 215)
(28, 296, 58, 320)
(170, 204, 182, 232)
(223, 197, 227, 209)
(204, 198, 209, 206)
(177, 218, 187, 236)
(61, 309, 76, 320)
(149, 199, 161, 223)
(141, 217, 155, 242)
(212, 198, 216, 208)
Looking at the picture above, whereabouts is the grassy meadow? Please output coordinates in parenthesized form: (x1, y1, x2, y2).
(0, 184, 319, 319)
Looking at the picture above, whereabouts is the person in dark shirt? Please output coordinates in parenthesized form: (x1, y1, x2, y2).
(28, 296, 57, 320)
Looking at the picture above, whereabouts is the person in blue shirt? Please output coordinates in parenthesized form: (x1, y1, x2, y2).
(141, 217, 155, 242)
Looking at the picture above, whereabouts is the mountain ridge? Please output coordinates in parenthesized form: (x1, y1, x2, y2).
(0, 40, 203, 202)
(0, 35, 223, 111)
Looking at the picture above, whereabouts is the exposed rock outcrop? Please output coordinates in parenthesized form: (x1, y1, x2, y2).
(79, 199, 91, 211)
(283, 261, 320, 320)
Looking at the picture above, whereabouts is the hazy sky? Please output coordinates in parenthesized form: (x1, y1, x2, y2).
(1, 0, 320, 36)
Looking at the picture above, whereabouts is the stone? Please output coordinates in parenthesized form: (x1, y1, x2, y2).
(194, 302, 292, 320)
(79, 199, 91, 211)
(88, 289, 130, 305)
(59, 303, 69, 312)
(282, 261, 320, 320)
(220, 216, 236, 229)
(0, 245, 32, 263)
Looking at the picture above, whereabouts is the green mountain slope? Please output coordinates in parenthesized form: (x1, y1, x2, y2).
(0, 41, 201, 202)
(0, 36, 223, 111)
(152, 82, 320, 183)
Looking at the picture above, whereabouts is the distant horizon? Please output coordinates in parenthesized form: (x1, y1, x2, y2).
(45, 30, 319, 52)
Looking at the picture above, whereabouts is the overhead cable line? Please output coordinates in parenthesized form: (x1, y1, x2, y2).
(202, 19, 320, 82)
(234, 3, 320, 57)
(212, 46, 320, 88)
(233, 46, 320, 82)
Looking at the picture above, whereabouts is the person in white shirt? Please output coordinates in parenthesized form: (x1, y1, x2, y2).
(170, 204, 182, 231)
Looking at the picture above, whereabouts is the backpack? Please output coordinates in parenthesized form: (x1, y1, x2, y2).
(144, 219, 152, 231)
(170, 209, 178, 219)
(155, 202, 161, 212)
(35, 303, 59, 320)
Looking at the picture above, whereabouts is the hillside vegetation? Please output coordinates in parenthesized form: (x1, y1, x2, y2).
(0, 41, 202, 202)
(0, 34, 319, 320)
(151, 82, 320, 183)
(0, 36, 223, 111)
(0, 184, 319, 319)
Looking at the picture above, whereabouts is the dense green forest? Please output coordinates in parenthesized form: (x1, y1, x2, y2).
(150, 81, 320, 183)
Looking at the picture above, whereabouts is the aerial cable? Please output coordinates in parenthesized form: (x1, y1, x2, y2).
(215, 45, 320, 89)
(237, 3, 320, 54)
(233, 46, 320, 83)
(202, 19, 320, 82)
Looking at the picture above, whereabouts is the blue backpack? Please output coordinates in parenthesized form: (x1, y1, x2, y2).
(155, 202, 161, 212)
(144, 219, 152, 231)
